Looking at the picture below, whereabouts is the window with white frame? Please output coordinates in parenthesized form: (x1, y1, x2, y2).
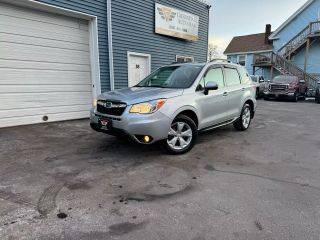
(237, 55, 246, 66)
(176, 55, 194, 63)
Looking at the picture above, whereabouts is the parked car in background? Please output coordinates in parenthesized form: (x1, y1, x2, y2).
(250, 75, 265, 98)
(315, 81, 320, 104)
(264, 75, 307, 102)
(90, 61, 257, 154)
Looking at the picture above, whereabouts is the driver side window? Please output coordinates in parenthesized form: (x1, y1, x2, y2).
(197, 67, 225, 91)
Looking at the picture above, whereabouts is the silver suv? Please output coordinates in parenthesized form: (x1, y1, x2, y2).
(90, 60, 257, 154)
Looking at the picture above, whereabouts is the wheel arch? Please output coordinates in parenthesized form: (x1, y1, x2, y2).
(244, 99, 255, 119)
(172, 106, 199, 128)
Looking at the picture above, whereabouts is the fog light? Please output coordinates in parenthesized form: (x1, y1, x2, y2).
(144, 136, 151, 143)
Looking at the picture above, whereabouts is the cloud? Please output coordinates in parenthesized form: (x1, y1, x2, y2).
(208, 36, 231, 54)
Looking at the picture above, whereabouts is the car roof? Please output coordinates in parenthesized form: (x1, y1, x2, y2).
(167, 61, 242, 68)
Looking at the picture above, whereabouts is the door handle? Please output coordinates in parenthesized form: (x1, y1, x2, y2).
(241, 87, 245, 91)
(223, 92, 228, 97)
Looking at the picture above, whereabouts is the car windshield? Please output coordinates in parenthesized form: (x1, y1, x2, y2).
(273, 76, 297, 83)
(136, 64, 205, 89)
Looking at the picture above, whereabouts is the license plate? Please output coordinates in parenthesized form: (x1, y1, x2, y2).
(99, 118, 110, 130)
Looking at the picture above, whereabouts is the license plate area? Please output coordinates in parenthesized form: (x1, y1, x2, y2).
(99, 118, 112, 130)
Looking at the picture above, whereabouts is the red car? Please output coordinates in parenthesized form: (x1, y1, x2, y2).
(264, 75, 307, 102)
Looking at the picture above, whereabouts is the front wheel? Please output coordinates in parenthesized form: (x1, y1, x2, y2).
(163, 115, 198, 155)
(234, 104, 252, 131)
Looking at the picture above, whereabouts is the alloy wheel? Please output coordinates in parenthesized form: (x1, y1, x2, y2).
(242, 107, 251, 129)
(167, 122, 193, 151)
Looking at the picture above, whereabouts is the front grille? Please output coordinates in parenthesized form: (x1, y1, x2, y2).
(270, 84, 287, 92)
(97, 100, 127, 116)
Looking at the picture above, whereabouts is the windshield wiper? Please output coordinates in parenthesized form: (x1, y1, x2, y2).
(142, 85, 167, 88)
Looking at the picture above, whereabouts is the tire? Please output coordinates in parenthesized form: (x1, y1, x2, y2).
(163, 115, 198, 155)
(256, 89, 259, 99)
(292, 92, 298, 102)
(264, 96, 269, 101)
(316, 97, 320, 104)
(234, 104, 252, 131)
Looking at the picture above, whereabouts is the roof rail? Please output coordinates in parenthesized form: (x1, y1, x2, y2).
(171, 61, 194, 64)
(210, 58, 231, 63)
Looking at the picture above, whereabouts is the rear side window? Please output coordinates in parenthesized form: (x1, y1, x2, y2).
(224, 67, 241, 86)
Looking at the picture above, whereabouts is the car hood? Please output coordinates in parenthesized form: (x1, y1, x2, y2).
(270, 81, 290, 85)
(99, 87, 184, 105)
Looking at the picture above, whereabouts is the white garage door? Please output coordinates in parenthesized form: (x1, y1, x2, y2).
(0, 2, 93, 128)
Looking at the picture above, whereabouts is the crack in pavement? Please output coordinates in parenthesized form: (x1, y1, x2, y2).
(0, 189, 34, 207)
(212, 168, 320, 192)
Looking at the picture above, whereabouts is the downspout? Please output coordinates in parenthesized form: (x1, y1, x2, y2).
(206, 4, 212, 61)
(107, 0, 115, 91)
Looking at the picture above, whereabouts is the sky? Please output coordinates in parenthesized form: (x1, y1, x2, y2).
(208, 0, 310, 54)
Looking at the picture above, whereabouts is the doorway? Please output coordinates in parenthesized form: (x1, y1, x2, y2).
(127, 52, 151, 87)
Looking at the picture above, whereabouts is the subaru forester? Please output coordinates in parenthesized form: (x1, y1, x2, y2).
(90, 60, 257, 154)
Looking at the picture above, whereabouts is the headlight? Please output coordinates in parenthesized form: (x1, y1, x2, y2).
(93, 99, 97, 108)
(129, 99, 166, 114)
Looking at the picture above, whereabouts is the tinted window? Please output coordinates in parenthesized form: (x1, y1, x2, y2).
(137, 65, 204, 89)
(224, 68, 241, 86)
(197, 67, 224, 91)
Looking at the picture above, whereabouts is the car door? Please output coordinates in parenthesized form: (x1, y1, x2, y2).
(223, 66, 244, 118)
(195, 66, 229, 128)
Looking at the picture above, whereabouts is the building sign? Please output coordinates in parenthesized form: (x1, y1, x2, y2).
(155, 3, 199, 41)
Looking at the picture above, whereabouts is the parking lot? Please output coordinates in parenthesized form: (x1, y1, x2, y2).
(0, 100, 320, 240)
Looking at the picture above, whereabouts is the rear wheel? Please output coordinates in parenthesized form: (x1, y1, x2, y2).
(163, 115, 197, 154)
(292, 92, 298, 102)
(234, 104, 252, 131)
(256, 88, 260, 99)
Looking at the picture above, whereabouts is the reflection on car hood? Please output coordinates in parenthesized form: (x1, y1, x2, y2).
(99, 87, 184, 105)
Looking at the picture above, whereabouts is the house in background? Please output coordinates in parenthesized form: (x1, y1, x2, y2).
(225, 0, 320, 91)
(224, 25, 274, 79)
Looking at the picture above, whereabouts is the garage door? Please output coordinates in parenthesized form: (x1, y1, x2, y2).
(0, 2, 93, 128)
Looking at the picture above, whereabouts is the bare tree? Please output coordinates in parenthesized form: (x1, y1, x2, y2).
(208, 43, 219, 61)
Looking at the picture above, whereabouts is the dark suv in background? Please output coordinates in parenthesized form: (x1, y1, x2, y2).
(264, 75, 307, 102)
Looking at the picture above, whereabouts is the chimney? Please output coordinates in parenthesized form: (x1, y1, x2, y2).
(265, 24, 272, 44)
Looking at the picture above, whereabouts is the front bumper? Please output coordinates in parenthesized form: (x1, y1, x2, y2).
(264, 90, 295, 98)
(90, 108, 172, 144)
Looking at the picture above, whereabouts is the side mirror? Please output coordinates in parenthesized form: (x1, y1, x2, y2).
(204, 81, 218, 95)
